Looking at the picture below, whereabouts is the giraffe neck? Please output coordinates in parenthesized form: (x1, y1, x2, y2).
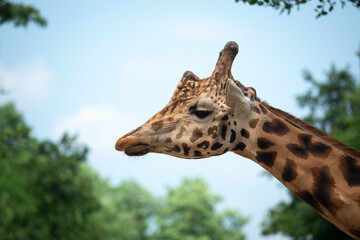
(232, 103, 360, 239)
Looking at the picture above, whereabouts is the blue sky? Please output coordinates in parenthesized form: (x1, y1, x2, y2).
(1, 0, 360, 239)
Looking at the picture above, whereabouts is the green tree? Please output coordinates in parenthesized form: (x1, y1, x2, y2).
(91, 180, 157, 240)
(261, 61, 360, 239)
(0, 103, 101, 240)
(297, 65, 360, 149)
(0, 102, 161, 240)
(0, 0, 46, 27)
(154, 178, 248, 240)
(235, 0, 360, 18)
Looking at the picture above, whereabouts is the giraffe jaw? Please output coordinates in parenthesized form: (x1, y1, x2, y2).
(124, 144, 150, 156)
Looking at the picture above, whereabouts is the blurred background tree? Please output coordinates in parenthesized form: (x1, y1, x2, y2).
(0, 0, 46, 27)
(89, 180, 157, 240)
(261, 53, 360, 239)
(154, 178, 248, 240)
(235, 0, 360, 18)
(0, 103, 99, 239)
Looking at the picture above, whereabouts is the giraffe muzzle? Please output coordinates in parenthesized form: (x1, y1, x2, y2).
(115, 135, 150, 156)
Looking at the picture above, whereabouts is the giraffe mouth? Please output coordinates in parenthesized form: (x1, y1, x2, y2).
(124, 144, 150, 156)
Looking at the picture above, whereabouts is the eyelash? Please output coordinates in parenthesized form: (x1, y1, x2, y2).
(192, 110, 212, 119)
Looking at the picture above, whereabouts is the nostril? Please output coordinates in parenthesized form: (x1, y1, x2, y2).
(124, 127, 142, 137)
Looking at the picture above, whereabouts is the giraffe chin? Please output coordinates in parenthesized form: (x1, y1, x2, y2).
(124, 144, 150, 156)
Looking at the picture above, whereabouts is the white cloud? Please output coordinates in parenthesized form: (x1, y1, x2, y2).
(54, 105, 142, 153)
(0, 59, 52, 105)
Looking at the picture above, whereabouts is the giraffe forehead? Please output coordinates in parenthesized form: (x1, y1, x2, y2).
(172, 77, 223, 102)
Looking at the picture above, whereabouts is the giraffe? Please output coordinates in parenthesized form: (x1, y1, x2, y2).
(115, 41, 360, 239)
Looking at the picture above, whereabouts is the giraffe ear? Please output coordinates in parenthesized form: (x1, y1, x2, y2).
(225, 79, 251, 118)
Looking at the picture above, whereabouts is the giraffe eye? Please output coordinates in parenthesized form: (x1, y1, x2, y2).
(192, 110, 212, 119)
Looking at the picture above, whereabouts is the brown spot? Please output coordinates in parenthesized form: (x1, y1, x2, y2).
(221, 115, 229, 121)
(257, 137, 274, 149)
(282, 158, 298, 182)
(151, 120, 163, 131)
(251, 106, 260, 114)
(240, 128, 250, 139)
(167, 145, 181, 153)
(176, 126, 186, 139)
(182, 143, 191, 156)
(190, 128, 203, 143)
(233, 142, 246, 151)
(298, 134, 332, 157)
(339, 155, 360, 187)
(221, 125, 227, 140)
(262, 119, 289, 136)
(230, 130, 236, 143)
(211, 142, 223, 151)
(197, 141, 210, 149)
(286, 143, 309, 159)
(311, 166, 344, 216)
(208, 126, 218, 138)
(296, 190, 324, 215)
(194, 150, 203, 157)
(286, 134, 332, 159)
(165, 138, 172, 143)
(248, 118, 259, 129)
(255, 151, 277, 168)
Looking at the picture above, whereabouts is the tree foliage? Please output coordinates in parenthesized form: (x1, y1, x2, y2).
(0, 102, 248, 239)
(154, 178, 248, 240)
(0, 0, 46, 27)
(0, 103, 100, 240)
(235, 0, 360, 18)
(88, 180, 157, 240)
(261, 58, 360, 239)
(297, 65, 360, 149)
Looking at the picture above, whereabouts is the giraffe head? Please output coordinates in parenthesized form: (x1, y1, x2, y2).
(115, 41, 259, 159)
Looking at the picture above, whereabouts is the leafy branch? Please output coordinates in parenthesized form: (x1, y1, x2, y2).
(0, 0, 46, 27)
(235, 0, 360, 18)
